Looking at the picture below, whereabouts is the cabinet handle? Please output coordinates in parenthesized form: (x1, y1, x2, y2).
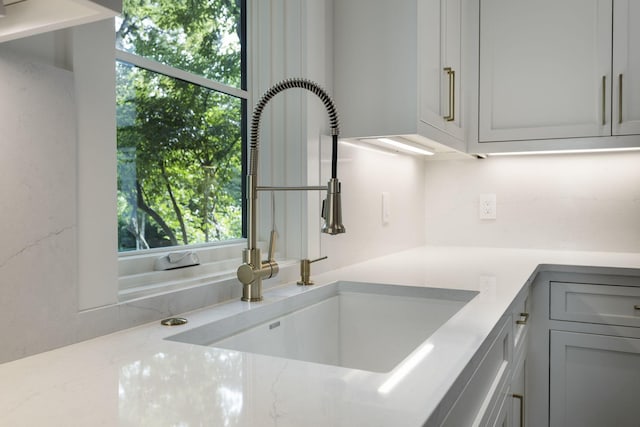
(516, 312, 529, 325)
(513, 393, 525, 427)
(602, 75, 607, 126)
(634, 305, 640, 310)
(443, 67, 455, 122)
(619, 74, 623, 124)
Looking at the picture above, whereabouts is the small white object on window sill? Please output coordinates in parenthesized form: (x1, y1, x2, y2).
(154, 251, 200, 271)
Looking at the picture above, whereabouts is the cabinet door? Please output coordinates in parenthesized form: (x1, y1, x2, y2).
(511, 355, 525, 427)
(613, 0, 640, 135)
(550, 330, 640, 427)
(492, 394, 511, 427)
(479, 0, 612, 142)
(334, 0, 417, 138)
(419, 0, 464, 140)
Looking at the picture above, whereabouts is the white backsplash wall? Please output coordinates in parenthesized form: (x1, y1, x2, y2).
(424, 152, 640, 252)
(317, 142, 427, 271)
(0, 44, 247, 363)
(0, 48, 78, 361)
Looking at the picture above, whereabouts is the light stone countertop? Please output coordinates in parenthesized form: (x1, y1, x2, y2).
(1, 246, 639, 427)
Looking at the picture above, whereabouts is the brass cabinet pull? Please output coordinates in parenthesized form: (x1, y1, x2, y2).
(602, 75, 607, 126)
(443, 67, 455, 122)
(516, 312, 529, 325)
(619, 74, 623, 124)
(513, 394, 525, 427)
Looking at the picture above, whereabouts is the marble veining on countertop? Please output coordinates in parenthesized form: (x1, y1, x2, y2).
(1, 246, 639, 426)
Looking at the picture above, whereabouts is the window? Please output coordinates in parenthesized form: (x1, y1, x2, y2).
(115, 0, 246, 252)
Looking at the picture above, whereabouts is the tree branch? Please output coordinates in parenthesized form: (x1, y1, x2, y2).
(136, 180, 178, 246)
(160, 161, 189, 245)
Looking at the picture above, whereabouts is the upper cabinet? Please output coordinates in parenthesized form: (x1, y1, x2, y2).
(478, 0, 612, 143)
(613, 0, 640, 136)
(418, 0, 465, 144)
(0, 0, 121, 43)
(334, 0, 467, 153)
(472, 0, 640, 153)
(334, 0, 418, 139)
(333, 0, 639, 155)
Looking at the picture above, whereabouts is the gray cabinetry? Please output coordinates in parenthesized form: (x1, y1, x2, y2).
(528, 269, 640, 427)
(549, 330, 640, 427)
(471, 0, 640, 154)
(434, 286, 531, 427)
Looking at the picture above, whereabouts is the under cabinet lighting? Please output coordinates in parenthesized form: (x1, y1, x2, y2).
(377, 138, 435, 156)
(486, 147, 640, 157)
(354, 136, 436, 157)
(339, 140, 398, 156)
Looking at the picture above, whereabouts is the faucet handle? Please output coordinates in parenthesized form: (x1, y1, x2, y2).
(297, 256, 327, 286)
(267, 229, 277, 262)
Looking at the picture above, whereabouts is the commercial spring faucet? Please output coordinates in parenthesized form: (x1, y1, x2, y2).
(236, 78, 346, 301)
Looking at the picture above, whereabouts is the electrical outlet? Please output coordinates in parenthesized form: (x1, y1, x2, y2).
(479, 193, 497, 220)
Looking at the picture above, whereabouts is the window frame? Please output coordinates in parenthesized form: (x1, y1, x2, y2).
(115, 0, 248, 297)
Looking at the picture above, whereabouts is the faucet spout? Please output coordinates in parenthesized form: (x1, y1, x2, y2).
(322, 178, 345, 235)
(237, 78, 346, 302)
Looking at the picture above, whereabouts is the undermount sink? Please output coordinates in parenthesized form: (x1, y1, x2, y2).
(166, 281, 478, 373)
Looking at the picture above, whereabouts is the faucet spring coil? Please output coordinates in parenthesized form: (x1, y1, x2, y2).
(249, 78, 340, 176)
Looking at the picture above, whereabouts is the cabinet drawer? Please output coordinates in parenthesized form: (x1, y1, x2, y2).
(441, 317, 511, 427)
(550, 282, 640, 327)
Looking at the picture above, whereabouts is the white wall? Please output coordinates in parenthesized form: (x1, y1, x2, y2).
(0, 40, 247, 363)
(74, 20, 119, 310)
(318, 142, 427, 271)
(424, 152, 640, 252)
(0, 45, 78, 362)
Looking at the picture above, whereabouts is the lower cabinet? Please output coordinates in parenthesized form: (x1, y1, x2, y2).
(437, 268, 640, 427)
(510, 353, 526, 427)
(528, 270, 640, 427)
(510, 289, 529, 427)
(440, 315, 512, 427)
(438, 286, 531, 427)
(493, 394, 511, 427)
(549, 331, 640, 427)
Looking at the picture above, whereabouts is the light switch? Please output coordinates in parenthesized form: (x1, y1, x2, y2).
(382, 192, 391, 224)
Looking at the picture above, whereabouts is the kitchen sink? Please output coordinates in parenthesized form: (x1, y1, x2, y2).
(166, 281, 478, 373)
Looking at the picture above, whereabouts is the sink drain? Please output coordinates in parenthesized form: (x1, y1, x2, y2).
(160, 317, 188, 326)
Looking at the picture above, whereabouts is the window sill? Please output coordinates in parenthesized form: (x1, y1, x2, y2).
(118, 240, 245, 302)
(118, 241, 298, 303)
(119, 260, 240, 302)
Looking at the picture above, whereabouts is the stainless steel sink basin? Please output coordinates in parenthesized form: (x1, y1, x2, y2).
(166, 281, 477, 373)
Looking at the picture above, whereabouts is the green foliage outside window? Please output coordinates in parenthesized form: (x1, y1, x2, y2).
(116, 0, 245, 251)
